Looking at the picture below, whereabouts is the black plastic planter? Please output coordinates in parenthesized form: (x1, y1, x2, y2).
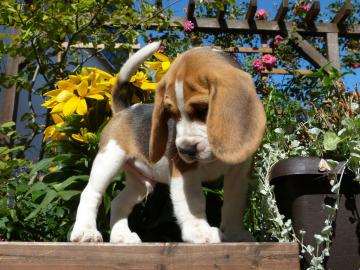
(271, 157, 360, 270)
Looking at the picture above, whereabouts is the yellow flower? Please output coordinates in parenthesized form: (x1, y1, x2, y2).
(43, 114, 67, 141)
(130, 71, 157, 91)
(71, 128, 97, 143)
(42, 68, 115, 117)
(145, 52, 172, 82)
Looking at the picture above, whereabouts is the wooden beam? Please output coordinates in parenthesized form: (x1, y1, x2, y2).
(167, 16, 360, 37)
(0, 242, 300, 270)
(155, 0, 162, 8)
(216, 4, 227, 22)
(332, 1, 353, 25)
(245, 0, 257, 22)
(326, 32, 341, 70)
(262, 68, 313, 75)
(0, 27, 23, 125)
(186, 0, 195, 20)
(61, 42, 140, 50)
(0, 56, 21, 124)
(305, 1, 320, 25)
(274, 0, 289, 23)
(290, 32, 334, 71)
(212, 46, 274, 54)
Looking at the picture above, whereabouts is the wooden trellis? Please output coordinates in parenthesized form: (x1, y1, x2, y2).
(159, 0, 358, 74)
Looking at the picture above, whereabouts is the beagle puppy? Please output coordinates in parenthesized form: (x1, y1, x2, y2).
(70, 41, 266, 243)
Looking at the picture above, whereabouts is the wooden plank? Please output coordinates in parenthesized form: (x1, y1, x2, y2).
(212, 46, 273, 53)
(155, 0, 162, 8)
(0, 242, 300, 270)
(186, 0, 195, 20)
(0, 55, 20, 124)
(61, 42, 140, 50)
(0, 27, 23, 125)
(167, 16, 360, 37)
(216, 5, 227, 22)
(289, 32, 334, 71)
(262, 68, 313, 75)
(245, 0, 257, 22)
(305, 1, 320, 25)
(274, 0, 289, 23)
(326, 32, 341, 70)
(332, 1, 352, 25)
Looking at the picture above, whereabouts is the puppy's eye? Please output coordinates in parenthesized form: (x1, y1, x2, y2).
(193, 104, 208, 121)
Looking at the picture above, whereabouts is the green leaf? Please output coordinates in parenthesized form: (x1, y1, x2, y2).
(25, 189, 57, 220)
(30, 158, 55, 177)
(0, 121, 16, 128)
(25, 181, 48, 196)
(52, 175, 88, 192)
(323, 132, 341, 151)
(58, 190, 81, 201)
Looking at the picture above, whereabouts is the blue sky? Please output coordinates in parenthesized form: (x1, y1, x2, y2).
(156, 0, 359, 91)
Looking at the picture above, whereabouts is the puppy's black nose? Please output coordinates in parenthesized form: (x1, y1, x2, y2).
(178, 145, 197, 156)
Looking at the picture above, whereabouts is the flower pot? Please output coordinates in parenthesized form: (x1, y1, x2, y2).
(270, 157, 360, 270)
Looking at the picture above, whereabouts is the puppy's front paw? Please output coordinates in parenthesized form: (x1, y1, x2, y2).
(110, 229, 141, 243)
(182, 220, 222, 243)
(70, 227, 103, 242)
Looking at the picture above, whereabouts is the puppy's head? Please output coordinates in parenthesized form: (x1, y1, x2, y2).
(149, 48, 266, 165)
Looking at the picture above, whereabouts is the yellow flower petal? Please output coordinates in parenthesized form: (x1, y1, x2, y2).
(140, 81, 157, 90)
(69, 75, 81, 84)
(86, 67, 113, 79)
(51, 114, 64, 124)
(58, 80, 77, 92)
(76, 98, 87, 115)
(161, 62, 171, 71)
(56, 90, 74, 102)
(144, 61, 162, 71)
(63, 96, 80, 116)
(154, 52, 170, 62)
(71, 134, 85, 142)
(44, 89, 62, 97)
(81, 68, 89, 76)
(87, 94, 104, 100)
(50, 103, 64, 114)
(43, 126, 55, 141)
(42, 97, 57, 108)
(77, 80, 88, 97)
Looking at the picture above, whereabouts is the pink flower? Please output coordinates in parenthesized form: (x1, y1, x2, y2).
(255, 9, 268, 20)
(271, 35, 284, 48)
(353, 63, 360, 69)
(253, 59, 266, 72)
(183, 20, 195, 32)
(158, 45, 166, 53)
(274, 35, 284, 45)
(303, 4, 311, 11)
(293, 2, 311, 16)
(262, 54, 277, 69)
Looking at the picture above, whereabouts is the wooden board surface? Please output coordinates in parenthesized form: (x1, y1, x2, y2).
(0, 242, 300, 270)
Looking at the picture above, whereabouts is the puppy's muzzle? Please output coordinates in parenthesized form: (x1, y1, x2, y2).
(178, 145, 197, 157)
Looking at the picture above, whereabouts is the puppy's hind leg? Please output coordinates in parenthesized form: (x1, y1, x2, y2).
(71, 140, 127, 242)
(110, 171, 153, 243)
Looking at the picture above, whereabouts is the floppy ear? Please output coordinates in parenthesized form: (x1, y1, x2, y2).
(149, 80, 169, 163)
(207, 67, 266, 164)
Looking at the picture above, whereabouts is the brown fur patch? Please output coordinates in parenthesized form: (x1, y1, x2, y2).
(100, 111, 148, 163)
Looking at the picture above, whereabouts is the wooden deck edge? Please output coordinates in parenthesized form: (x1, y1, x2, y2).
(0, 242, 300, 270)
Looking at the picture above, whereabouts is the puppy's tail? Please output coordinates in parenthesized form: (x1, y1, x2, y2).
(111, 41, 161, 114)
